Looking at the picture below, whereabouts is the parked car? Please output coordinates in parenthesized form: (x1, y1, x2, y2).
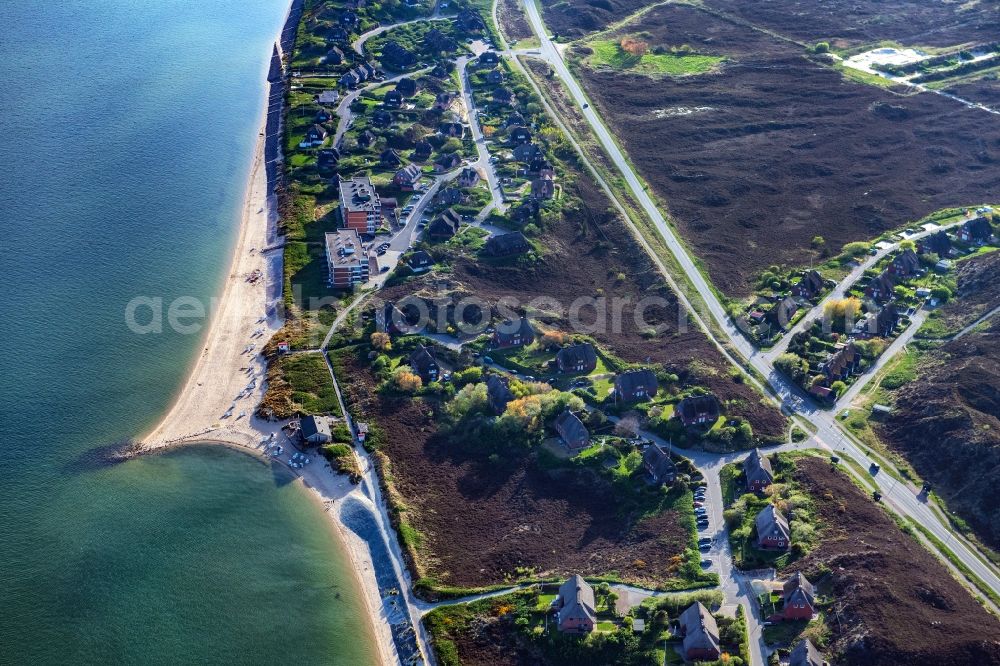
(700, 559, 712, 568)
(698, 542, 712, 552)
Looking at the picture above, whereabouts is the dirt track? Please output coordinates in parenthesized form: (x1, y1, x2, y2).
(577, 3, 1000, 295)
(791, 457, 1000, 665)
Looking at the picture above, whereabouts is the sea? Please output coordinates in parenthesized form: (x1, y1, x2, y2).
(0, 1, 378, 663)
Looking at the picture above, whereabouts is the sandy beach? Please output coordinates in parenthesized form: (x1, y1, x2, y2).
(140, 52, 403, 666)
(142, 121, 282, 452)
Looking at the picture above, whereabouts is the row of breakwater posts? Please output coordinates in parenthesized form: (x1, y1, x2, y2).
(265, 0, 305, 199)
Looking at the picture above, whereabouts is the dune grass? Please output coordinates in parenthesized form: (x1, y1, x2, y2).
(587, 39, 724, 76)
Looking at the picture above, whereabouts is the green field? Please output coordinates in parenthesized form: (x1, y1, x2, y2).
(587, 40, 724, 76)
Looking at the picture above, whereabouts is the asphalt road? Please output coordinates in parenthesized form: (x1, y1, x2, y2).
(518, 0, 1000, 659)
(457, 54, 508, 214)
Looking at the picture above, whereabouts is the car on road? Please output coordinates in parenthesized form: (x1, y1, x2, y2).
(582, 103, 589, 108)
(870, 462, 880, 474)
(483, 356, 494, 364)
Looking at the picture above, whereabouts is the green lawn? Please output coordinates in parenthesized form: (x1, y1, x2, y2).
(280, 352, 343, 416)
(283, 241, 341, 312)
(587, 40, 724, 76)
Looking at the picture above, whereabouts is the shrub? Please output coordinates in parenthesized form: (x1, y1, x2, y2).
(371, 331, 392, 351)
(931, 285, 952, 303)
(842, 241, 871, 258)
(393, 367, 423, 392)
(775, 353, 809, 381)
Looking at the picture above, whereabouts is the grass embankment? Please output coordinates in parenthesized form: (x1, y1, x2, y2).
(258, 352, 344, 419)
(906, 518, 1000, 610)
(586, 38, 724, 76)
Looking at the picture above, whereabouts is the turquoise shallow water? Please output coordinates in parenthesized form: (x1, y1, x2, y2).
(0, 1, 377, 663)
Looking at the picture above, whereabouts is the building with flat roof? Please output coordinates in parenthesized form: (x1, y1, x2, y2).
(325, 229, 373, 288)
(339, 176, 381, 235)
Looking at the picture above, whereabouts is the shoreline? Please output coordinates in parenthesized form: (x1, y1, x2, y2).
(137, 16, 401, 666)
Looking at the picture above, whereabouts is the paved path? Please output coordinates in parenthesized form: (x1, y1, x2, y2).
(351, 5, 449, 56)
(456, 55, 508, 214)
(763, 218, 968, 363)
(952, 303, 1000, 340)
(333, 68, 431, 148)
(837, 308, 927, 408)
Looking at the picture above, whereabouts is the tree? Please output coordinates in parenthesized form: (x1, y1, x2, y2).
(614, 414, 641, 438)
(370, 331, 391, 351)
(392, 368, 422, 392)
(899, 239, 916, 251)
(606, 591, 620, 616)
(620, 36, 649, 56)
(448, 382, 488, 418)
(823, 297, 861, 330)
(775, 353, 809, 381)
(811, 235, 825, 250)
(453, 366, 482, 386)
(812, 41, 830, 53)
(830, 380, 847, 397)
(540, 330, 568, 349)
